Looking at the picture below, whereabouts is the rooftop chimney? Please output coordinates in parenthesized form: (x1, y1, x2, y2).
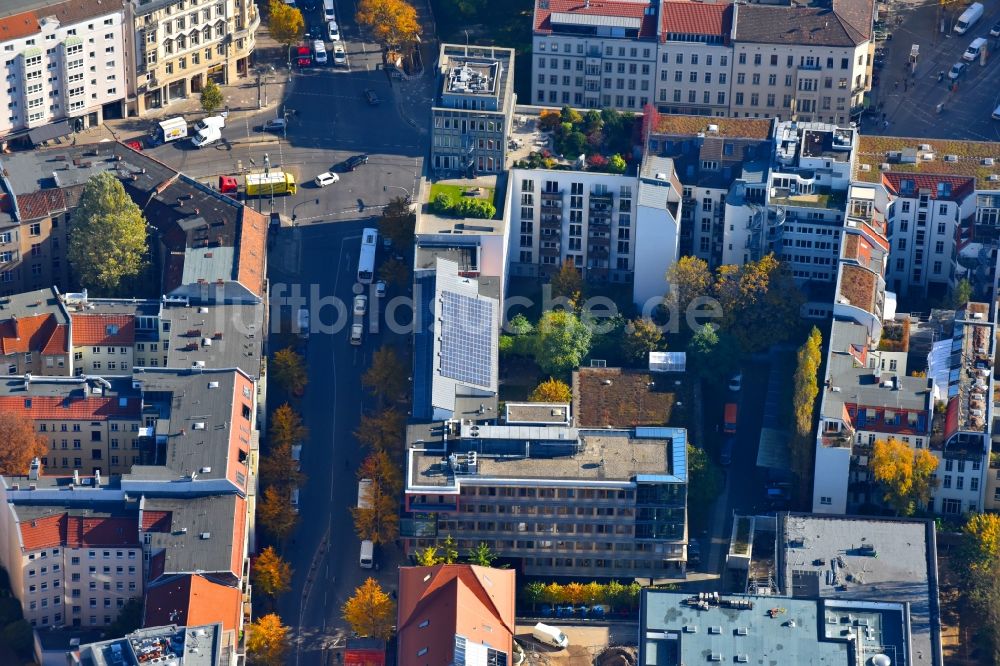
(11, 314, 18, 340)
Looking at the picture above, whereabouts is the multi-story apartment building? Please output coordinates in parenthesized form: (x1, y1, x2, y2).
(71, 622, 233, 665)
(0, 141, 267, 302)
(404, 421, 689, 580)
(2, 492, 144, 629)
(0, 375, 144, 477)
(852, 135, 1000, 299)
(729, 0, 873, 125)
(507, 167, 637, 282)
(0, 287, 71, 376)
(0, 0, 129, 146)
(129, 0, 259, 114)
(531, 0, 658, 111)
(655, 2, 733, 117)
(431, 44, 515, 176)
(648, 116, 773, 268)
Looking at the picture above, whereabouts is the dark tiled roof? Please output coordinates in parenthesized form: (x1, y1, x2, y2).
(734, 1, 873, 46)
(16, 189, 67, 221)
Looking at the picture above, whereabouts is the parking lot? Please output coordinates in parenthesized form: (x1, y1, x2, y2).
(868, 0, 1000, 140)
(515, 622, 637, 666)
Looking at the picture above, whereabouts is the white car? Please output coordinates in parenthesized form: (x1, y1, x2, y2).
(728, 372, 742, 392)
(327, 21, 341, 41)
(353, 295, 368, 317)
(375, 280, 386, 297)
(313, 40, 328, 65)
(350, 323, 363, 345)
(315, 171, 339, 187)
(296, 307, 310, 337)
(333, 43, 347, 66)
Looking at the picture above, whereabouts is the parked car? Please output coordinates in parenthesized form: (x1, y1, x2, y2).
(991, 21, 1000, 37)
(375, 280, 387, 297)
(315, 171, 339, 187)
(341, 153, 369, 171)
(350, 323, 363, 345)
(313, 40, 328, 65)
(296, 307, 310, 337)
(333, 42, 347, 66)
(327, 21, 341, 41)
(364, 88, 380, 105)
(262, 118, 287, 132)
(948, 62, 967, 80)
(353, 295, 368, 317)
(728, 372, 742, 392)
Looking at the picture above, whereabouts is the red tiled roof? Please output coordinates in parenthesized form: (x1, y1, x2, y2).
(16, 189, 67, 221)
(141, 510, 173, 532)
(881, 173, 975, 201)
(235, 208, 267, 298)
(0, 395, 141, 421)
(42, 324, 68, 355)
(535, 0, 658, 38)
(19, 513, 139, 551)
(144, 575, 242, 633)
(70, 313, 135, 346)
(0, 314, 59, 355)
(661, 1, 731, 40)
(0, 12, 39, 42)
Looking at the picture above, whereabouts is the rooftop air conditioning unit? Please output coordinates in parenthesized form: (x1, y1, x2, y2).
(200, 532, 211, 539)
(922, 153, 934, 161)
(193, 422, 206, 430)
(919, 143, 932, 151)
(860, 164, 871, 172)
(880, 163, 890, 172)
(945, 155, 958, 162)
(983, 157, 995, 166)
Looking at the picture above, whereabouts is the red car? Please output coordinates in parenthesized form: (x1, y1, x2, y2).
(296, 45, 311, 68)
(124, 139, 144, 151)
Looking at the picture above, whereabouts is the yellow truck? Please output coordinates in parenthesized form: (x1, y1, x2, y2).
(245, 171, 297, 197)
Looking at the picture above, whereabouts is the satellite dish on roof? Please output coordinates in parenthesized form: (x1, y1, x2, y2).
(871, 655, 891, 666)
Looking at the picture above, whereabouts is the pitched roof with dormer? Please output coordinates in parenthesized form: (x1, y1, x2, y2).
(69, 313, 136, 347)
(534, 0, 659, 39)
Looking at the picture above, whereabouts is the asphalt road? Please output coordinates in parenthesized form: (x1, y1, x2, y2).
(866, 0, 1000, 140)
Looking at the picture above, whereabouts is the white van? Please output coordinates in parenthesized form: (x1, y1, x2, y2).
(191, 126, 221, 148)
(359, 539, 374, 568)
(963, 37, 987, 61)
(350, 322, 363, 345)
(327, 21, 340, 41)
(955, 2, 984, 34)
(323, 0, 336, 22)
(290, 487, 300, 513)
(313, 40, 327, 65)
(291, 444, 302, 471)
(532, 623, 569, 649)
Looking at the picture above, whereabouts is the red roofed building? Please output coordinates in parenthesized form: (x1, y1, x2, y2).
(144, 574, 242, 636)
(0, 503, 143, 630)
(69, 313, 137, 376)
(0, 288, 71, 376)
(656, 2, 733, 117)
(397, 564, 516, 666)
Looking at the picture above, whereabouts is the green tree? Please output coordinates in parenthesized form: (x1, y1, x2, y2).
(362, 346, 409, 406)
(441, 534, 458, 564)
(792, 327, 822, 493)
(199, 80, 224, 114)
(583, 581, 605, 605)
(523, 581, 546, 611)
(551, 258, 583, 305)
(431, 192, 453, 214)
(604, 580, 627, 610)
(956, 514, 1000, 662)
(267, 0, 304, 46)
(68, 172, 148, 293)
(343, 578, 396, 640)
(467, 542, 497, 567)
(686, 443, 722, 514)
(563, 131, 587, 157)
(534, 310, 592, 376)
(378, 256, 410, 288)
(560, 106, 584, 125)
(954, 278, 973, 308)
(379, 196, 415, 246)
(252, 546, 293, 598)
(608, 153, 627, 174)
(623, 317, 663, 364)
(714, 255, 803, 354)
(271, 347, 308, 395)
(529, 377, 572, 403)
(871, 438, 939, 515)
(687, 323, 740, 381)
(541, 582, 563, 606)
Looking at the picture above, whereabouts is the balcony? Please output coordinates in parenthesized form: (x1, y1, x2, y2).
(542, 190, 564, 199)
(540, 245, 561, 257)
(541, 198, 563, 210)
(588, 234, 610, 246)
(541, 215, 562, 230)
(588, 246, 610, 259)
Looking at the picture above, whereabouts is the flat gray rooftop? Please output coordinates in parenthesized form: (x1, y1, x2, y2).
(143, 495, 241, 578)
(75, 623, 221, 666)
(640, 590, 906, 666)
(779, 513, 940, 666)
(161, 301, 265, 379)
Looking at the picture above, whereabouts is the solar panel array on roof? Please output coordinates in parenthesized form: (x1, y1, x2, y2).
(439, 291, 493, 387)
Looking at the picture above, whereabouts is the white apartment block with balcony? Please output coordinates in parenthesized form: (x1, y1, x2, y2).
(653, 2, 733, 118)
(0, 0, 129, 143)
(729, 1, 873, 125)
(633, 155, 682, 308)
(506, 168, 638, 283)
(531, 0, 659, 111)
(130, 0, 259, 114)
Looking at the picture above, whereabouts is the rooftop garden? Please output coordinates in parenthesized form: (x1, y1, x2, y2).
(513, 107, 639, 174)
(855, 135, 1000, 188)
(428, 182, 497, 219)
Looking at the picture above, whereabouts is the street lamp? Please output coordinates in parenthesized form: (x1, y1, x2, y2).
(383, 184, 412, 204)
(292, 198, 321, 222)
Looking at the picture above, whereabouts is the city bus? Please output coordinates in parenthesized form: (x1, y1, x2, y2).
(357, 227, 378, 284)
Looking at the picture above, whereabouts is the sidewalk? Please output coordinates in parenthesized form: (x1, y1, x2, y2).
(78, 25, 295, 144)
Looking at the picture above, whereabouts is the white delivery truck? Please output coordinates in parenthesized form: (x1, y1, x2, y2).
(153, 117, 188, 145)
(954, 2, 984, 34)
(357, 478, 374, 568)
(191, 114, 227, 148)
(532, 623, 569, 649)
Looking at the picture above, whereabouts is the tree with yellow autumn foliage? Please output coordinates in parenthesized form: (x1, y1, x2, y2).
(246, 613, 289, 664)
(252, 546, 292, 599)
(343, 578, 396, 640)
(356, 0, 419, 47)
(871, 437, 938, 515)
(529, 377, 572, 403)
